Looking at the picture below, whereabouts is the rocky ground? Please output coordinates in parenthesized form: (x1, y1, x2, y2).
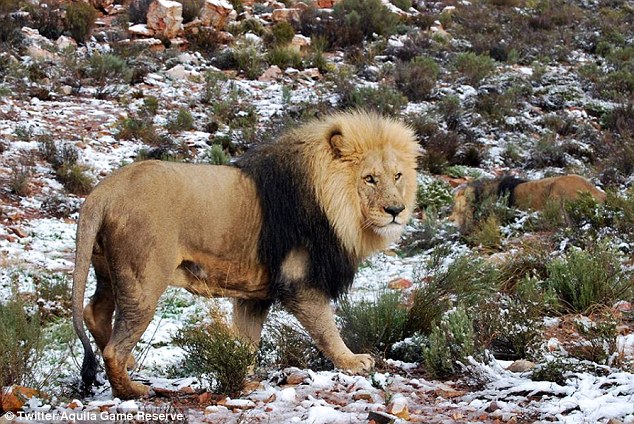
(1, 0, 634, 422)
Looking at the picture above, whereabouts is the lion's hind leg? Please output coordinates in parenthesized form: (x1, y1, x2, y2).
(283, 289, 375, 374)
(232, 299, 272, 345)
(103, 267, 168, 399)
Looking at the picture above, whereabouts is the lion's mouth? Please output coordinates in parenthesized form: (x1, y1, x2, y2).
(372, 221, 404, 238)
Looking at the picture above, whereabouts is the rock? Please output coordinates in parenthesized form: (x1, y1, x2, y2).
(352, 390, 373, 402)
(271, 8, 301, 24)
(26, 45, 57, 61)
(67, 399, 83, 409)
(166, 64, 199, 80)
(387, 277, 413, 290)
(291, 34, 311, 51)
(367, 411, 398, 424)
(200, 0, 237, 30)
(2, 386, 40, 412)
(434, 382, 466, 399)
(506, 360, 536, 373)
(316, 0, 337, 7)
(224, 399, 256, 410)
(9, 227, 28, 238)
(386, 394, 410, 420)
(130, 37, 165, 52)
(90, 0, 114, 10)
(55, 35, 77, 50)
(258, 65, 283, 82)
(298, 67, 321, 79)
(147, 0, 183, 39)
(128, 24, 154, 37)
(285, 369, 310, 385)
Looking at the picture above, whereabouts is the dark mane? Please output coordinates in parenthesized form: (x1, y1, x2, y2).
(496, 175, 527, 206)
(235, 137, 357, 301)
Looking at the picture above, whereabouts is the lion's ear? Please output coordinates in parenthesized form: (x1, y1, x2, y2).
(328, 130, 345, 158)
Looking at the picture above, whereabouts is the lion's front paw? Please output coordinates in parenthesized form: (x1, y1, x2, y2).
(334, 353, 375, 374)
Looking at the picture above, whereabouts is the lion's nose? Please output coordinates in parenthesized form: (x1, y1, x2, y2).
(384, 205, 405, 217)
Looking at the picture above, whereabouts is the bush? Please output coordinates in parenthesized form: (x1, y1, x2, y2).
(115, 116, 162, 145)
(56, 163, 93, 195)
(31, 0, 66, 40)
(205, 144, 230, 165)
(179, 0, 204, 23)
(422, 305, 475, 378)
(65, 2, 98, 43)
(395, 56, 440, 101)
(467, 215, 502, 251)
(266, 45, 303, 70)
(166, 108, 195, 133)
(233, 42, 266, 80)
(331, 0, 398, 47)
(186, 27, 221, 58)
(129, 0, 153, 24)
(452, 52, 496, 86)
(545, 244, 632, 313)
(85, 53, 133, 99)
(338, 291, 409, 357)
(269, 22, 295, 46)
(416, 178, 453, 211)
(9, 162, 32, 196)
(172, 310, 257, 395)
(0, 294, 43, 389)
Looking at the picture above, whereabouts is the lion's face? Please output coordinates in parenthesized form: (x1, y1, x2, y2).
(356, 150, 414, 240)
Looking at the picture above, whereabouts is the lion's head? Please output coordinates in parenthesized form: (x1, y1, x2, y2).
(295, 111, 420, 258)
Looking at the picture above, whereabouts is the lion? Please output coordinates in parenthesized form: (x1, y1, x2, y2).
(449, 174, 606, 232)
(72, 110, 420, 399)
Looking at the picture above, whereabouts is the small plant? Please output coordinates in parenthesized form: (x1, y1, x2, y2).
(85, 53, 133, 99)
(65, 2, 98, 43)
(31, 0, 66, 40)
(452, 52, 496, 86)
(233, 42, 266, 80)
(186, 27, 221, 58)
(269, 21, 295, 46)
(205, 144, 230, 165)
(266, 45, 303, 70)
(56, 163, 93, 195)
(416, 178, 454, 211)
(180, 0, 205, 23)
(172, 309, 257, 395)
(331, 0, 398, 47)
(570, 311, 618, 364)
(128, 0, 153, 24)
(545, 244, 631, 313)
(9, 162, 32, 196)
(115, 116, 162, 145)
(142, 96, 160, 116)
(0, 293, 43, 388)
(338, 291, 409, 357)
(395, 56, 440, 101)
(167, 108, 195, 133)
(423, 305, 476, 379)
(467, 215, 502, 251)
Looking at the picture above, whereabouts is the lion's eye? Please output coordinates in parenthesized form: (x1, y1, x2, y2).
(364, 175, 377, 185)
(394, 173, 402, 182)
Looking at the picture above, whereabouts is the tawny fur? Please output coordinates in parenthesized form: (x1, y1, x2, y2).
(449, 174, 606, 232)
(72, 110, 419, 399)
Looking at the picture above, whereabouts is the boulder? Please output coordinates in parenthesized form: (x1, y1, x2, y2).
(147, 0, 183, 39)
(271, 8, 301, 24)
(200, 0, 237, 31)
(89, 0, 114, 10)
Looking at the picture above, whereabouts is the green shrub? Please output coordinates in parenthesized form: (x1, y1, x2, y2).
(270, 21, 295, 46)
(233, 42, 266, 80)
(166, 108, 195, 133)
(0, 294, 43, 388)
(390, 0, 411, 10)
(338, 291, 409, 357)
(266, 45, 303, 70)
(142, 96, 160, 116)
(31, 0, 66, 40)
(115, 116, 162, 145)
(172, 311, 257, 395)
(423, 305, 475, 378)
(334, 67, 407, 115)
(545, 244, 632, 313)
(467, 215, 502, 251)
(186, 27, 221, 58)
(56, 163, 93, 195)
(85, 53, 133, 98)
(205, 144, 230, 165)
(395, 56, 440, 101)
(331, 0, 398, 47)
(179, 0, 205, 23)
(260, 312, 331, 371)
(416, 178, 453, 211)
(65, 2, 98, 43)
(9, 162, 32, 196)
(129, 0, 153, 24)
(452, 52, 496, 86)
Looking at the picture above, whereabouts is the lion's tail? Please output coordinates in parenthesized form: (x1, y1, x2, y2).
(72, 196, 103, 393)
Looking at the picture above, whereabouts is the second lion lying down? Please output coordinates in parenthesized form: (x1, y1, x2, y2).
(449, 174, 607, 232)
(72, 111, 420, 399)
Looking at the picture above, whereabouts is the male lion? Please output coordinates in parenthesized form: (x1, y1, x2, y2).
(449, 174, 606, 232)
(72, 111, 419, 399)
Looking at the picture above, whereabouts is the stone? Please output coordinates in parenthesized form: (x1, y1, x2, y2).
(368, 411, 398, 424)
(285, 370, 310, 385)
(90, 0, 114, 10)
(200, 0, 237, 30)
(386, 394, 410, 420)
(2, 386, 40, 412)
(258, 65, 283, 82)
(352, 390, 374, 402)
(387, 277, 413, 290)
(224, 399, 256, 410)
(271, 8, 301, 24)
(55, 35, 77, 50)
(147, 0, 183, 39)
(506, 360, 537, 373)
(128, 24, 154, 37)
(291, 34, 311, 51)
